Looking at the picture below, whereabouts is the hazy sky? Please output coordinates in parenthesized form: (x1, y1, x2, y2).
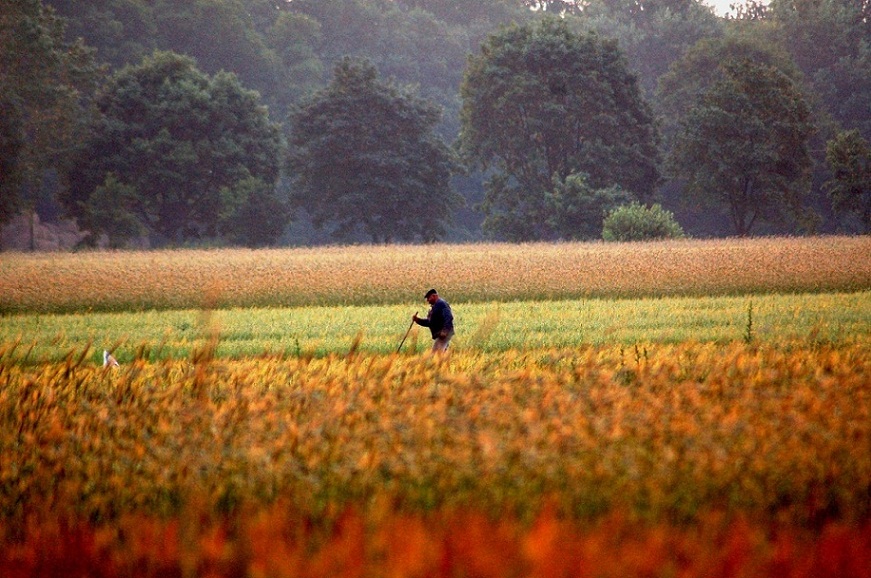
(704, 0, 736, 16)
(704, 0, 746, 16)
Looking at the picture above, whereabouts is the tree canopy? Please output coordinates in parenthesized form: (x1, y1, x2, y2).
(824, 129, 871, 232)
(655, 34, 802, 149)
(4, 0, 870, 246)
(546, 174, 634, 240)
(62, 51, 286, 247)
(668, 58, 814, 236)
(287, 58, 461, 243)
(579, 0, 724, 97)
(0, 0, 100, 230)
(459, 17, 661, 240)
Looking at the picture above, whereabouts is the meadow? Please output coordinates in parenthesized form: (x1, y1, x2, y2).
(1, 291, 869, 363)
(1, 236, 870, 577)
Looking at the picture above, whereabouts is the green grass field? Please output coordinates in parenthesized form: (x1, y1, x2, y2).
(2, 291, 868, 364)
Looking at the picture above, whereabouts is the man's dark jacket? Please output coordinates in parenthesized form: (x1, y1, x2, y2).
(415, 298, 454, 339)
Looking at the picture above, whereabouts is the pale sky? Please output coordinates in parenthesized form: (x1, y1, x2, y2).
(704, 0, 752, 17)
(707, 0, 732, 16)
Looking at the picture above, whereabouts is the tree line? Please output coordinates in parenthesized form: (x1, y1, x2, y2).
(1, 0, 869, 248)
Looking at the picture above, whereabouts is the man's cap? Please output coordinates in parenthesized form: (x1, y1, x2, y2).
(424, 288, 438, 298)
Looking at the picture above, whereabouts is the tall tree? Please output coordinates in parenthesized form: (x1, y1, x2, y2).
(768, 0, 865, 75)
(579, 0, 724, 97)
(267, 11, 325, 102)
(396, 0, 528, 21)
(288, 0, 472, 134)
(45, 0, 157, 68)
(153, 0, 286, 111)
(0, 91, 23, 228)
(286, 57, 461, 243)
(48, 0, 299, 116)
(813, 43, 871, 141)
(767, 0, 871, 139)
(656, 34, 815, 236)
(0, 0, 100, 237)
(287, 0, 392, 64)
(62, 51, 286, 247)
(824, 129, 871, 232)
(656, 34, 801, 150)
(458, 17, 660, 240)
(668, 58, 814, 236)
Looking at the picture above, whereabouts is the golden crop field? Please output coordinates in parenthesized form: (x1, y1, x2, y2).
(2, 235, 869, 313)
(1, 236, 870, 576)
(1, 341, 869, 576)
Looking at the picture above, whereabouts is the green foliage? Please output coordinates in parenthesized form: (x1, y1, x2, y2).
(547, 173, 634, 240)
(459, 17, 661, 240)
(3, 292, 868, 361)
(287, 57, 461, 243)
(63, 51, 285, 247)
(268, 11, 324, 101)
(289, 0, 476, 138)
(218, 176, 291, 247)
(667, 57, 814, 236)
(824, 129, 871, 232)
(152, 0, 287, 110)
(83, 173, 146, 248)
(768, 0, 868, 80)
(44, 0, 157, 68)
(395, 0, 529, 25)
(16, 0, 871, 244)
(812, 42, 871, 142)
(578, 0, 723, 96)
(655, 35, 802, 151)
(0, 92, 23, 225)
(48, 0, 295, 110)
(763, 0, 871, 230)
(602, 202, 686, 242)
(0, 0, 101, 226)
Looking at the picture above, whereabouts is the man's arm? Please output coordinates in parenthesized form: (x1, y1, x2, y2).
(442, 306, 453, 332)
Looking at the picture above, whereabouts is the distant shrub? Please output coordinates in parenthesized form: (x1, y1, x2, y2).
(603, 202, 686, 242)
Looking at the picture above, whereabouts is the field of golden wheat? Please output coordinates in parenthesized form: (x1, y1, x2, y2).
(2, 236, 869, 313)
(1, 237, 870, 576)
(1, 340, 870, 576)
(4, 341, 869, 522)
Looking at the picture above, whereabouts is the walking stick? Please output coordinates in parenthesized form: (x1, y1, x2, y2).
(397, 312, 418, 353)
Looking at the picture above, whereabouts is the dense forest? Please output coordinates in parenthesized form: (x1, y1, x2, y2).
(2, 0, 870, 248)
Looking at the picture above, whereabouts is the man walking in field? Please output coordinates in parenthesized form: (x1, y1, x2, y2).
(413, 288, 454, 353)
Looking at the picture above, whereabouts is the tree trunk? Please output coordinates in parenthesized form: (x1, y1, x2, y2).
(29, 209, 36, 251)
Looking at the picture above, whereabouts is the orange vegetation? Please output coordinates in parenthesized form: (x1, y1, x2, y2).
(2, 342, 869, 524)
(1, 338, 869, 575)
(2, 506, 869, 578)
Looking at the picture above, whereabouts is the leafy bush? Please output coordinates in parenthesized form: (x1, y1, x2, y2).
(603, 202, 686, 242)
